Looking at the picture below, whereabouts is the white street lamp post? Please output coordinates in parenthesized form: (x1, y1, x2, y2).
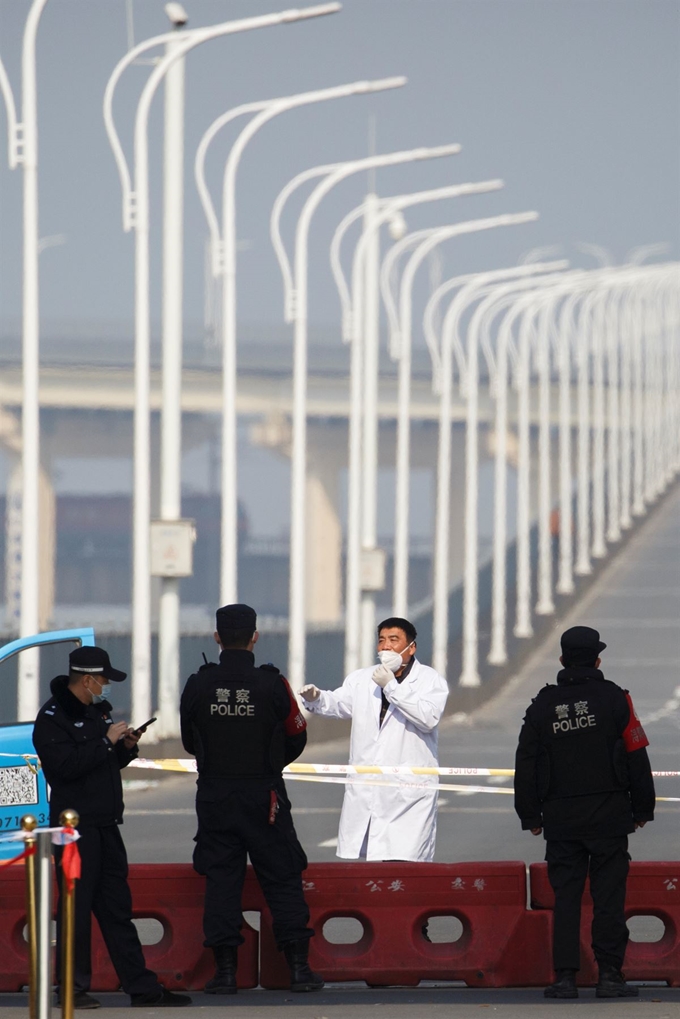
(426, 265, 540, 676)
(0, 0, 50, 719)
(477, 272, 571, 663)
(194, 77, 405, 607)
(157, 27, 186, 739)
(605, 283, 622, 544)
(397, 211, 533, 619)
(591, 292, 607, 559)
(103, 3, 341, 725)
(426, 260, 562, 676)
(331, 182, 506, 673)
(455, 269, 565, 674)
(270, 144, 462, 692)
(631, 285, 646, 518)
(424, 260, 563, 679)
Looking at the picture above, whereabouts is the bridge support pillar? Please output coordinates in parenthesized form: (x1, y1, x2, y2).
(5, 459, 55, 633)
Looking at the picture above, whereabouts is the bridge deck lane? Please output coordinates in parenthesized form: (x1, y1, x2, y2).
(123, 484, 680, 865)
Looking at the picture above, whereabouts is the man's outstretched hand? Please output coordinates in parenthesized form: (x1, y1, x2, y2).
(300, 684, 320, 702)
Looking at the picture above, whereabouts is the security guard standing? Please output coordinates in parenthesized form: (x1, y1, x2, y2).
(515, 626, 655, 1000)
(180, 604, 323, 996)
(32, 646, 191, 1009)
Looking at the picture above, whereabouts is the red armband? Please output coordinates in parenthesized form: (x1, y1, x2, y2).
(281, 676, 307, 736)
(622, 692, 649, 752)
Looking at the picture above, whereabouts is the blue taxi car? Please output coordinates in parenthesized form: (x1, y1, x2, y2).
(0, 628, 95, 858)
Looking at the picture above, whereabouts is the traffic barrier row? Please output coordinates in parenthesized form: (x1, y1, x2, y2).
(256, 862, 551, 988)
(0, 864, 259, 992)
(530, 862, 680, 987)
(1, 861, 680, 989)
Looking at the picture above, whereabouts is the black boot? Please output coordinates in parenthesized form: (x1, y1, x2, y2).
(544, 969, 578, 999)
(282, 939, 324, 992)
(204, 945, 238, 995)
(596, 964, 639, 998)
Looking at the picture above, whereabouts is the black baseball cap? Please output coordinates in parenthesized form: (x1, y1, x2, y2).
(216, 603, 257, 633)
(69, 646, 127, 683)
(561, 626, 607, 657)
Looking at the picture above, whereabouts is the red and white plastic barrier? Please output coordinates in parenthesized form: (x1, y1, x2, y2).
(2, 861, 680, 989)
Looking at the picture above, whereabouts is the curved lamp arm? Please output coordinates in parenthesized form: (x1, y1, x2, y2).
(467, 273, 568, 394)
(351, 180, 502, 370)
(105, 2, 341, 231)
(334, 180, 480, 348)
(380, 227, 439, 355)
(576, 242, 613, 268)
(440, 259, 567, 399)
(195, 100, 269, 275)
(0, 56, 19, 167)
(104, 25, 194, 231)
(330, 201, 369, 340)
(222, 76, 406, 298)
(627, 242, 671, 266)
(271, 162, 340, 321)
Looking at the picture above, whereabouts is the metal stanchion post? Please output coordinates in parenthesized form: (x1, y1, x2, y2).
(34, 827, 53, 1019)
(59, 810, 79, 1019)
(21, 814, 38, 1019)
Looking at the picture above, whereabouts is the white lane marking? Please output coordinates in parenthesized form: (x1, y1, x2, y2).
(604, 659, 680, 666)
(122, 780, 160, 792)
(593, 619, 680, 627)
(125, 809, 196, 816)
(288, 807, 342, 814)
(438, 807, 514, 814)
(126, 807, 343, 816)
(318, 837, 339, 848)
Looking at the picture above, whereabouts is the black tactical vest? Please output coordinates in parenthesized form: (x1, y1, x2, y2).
(532, 675, 627, 801)
(186, 650, 284, 777)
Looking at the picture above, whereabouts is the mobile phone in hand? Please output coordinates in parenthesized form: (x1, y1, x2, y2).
(134, 717, 157, 735)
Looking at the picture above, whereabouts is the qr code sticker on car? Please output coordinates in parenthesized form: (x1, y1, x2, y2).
(0, 766, 38, 807)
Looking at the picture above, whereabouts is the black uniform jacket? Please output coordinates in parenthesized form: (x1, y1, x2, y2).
(514, 666, 655, 840)
(179, 649, 307, 789)
(32, 676, 138, 827)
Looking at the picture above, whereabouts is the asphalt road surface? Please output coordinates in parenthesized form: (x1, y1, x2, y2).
(1, 487, 677, 1019)
(122, 484, 680, 868)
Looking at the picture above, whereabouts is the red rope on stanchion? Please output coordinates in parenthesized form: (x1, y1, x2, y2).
(61, 826, 81, 893)
(0, 843, 36, 869)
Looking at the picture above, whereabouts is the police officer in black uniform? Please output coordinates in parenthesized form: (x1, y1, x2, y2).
(32, 646, 191, 1009)
(515, 626, 655, 1000)
(179, 604, 323, 996)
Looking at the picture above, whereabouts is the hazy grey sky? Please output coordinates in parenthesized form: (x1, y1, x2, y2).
(0, 0, 678, 339)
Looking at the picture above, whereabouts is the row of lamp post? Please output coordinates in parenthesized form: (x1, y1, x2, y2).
(3, 0, 678, 724)
(423, 262, 679, 686)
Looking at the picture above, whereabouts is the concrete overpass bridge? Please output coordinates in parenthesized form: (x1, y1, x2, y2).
(0, 330, 564, 633)
(0, 274, 677, 721)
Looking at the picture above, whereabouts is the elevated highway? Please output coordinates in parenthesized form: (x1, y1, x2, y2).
(0, 333, 585, 426)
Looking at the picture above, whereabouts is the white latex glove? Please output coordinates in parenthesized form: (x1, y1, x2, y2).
(372, 664, 393, 689)
(300, 684, 321, 702)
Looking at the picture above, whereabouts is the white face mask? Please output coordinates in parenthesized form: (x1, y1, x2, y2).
(377, 641, 415, 674)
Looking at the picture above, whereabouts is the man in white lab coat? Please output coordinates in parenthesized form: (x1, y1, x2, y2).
(300, 617, 449, 862)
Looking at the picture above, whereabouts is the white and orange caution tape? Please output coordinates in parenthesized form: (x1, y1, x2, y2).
(128, 759, 680, 779)
(125, 758, 680, 801)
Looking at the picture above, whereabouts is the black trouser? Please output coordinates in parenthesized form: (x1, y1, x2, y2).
(54, 824, 160, 996)
(193, 779, 313, 949)
(546, 836, 630, 972)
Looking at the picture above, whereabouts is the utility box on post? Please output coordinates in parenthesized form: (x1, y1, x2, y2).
(361, 548, 386, 592)
(150, 520, 196, 578)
